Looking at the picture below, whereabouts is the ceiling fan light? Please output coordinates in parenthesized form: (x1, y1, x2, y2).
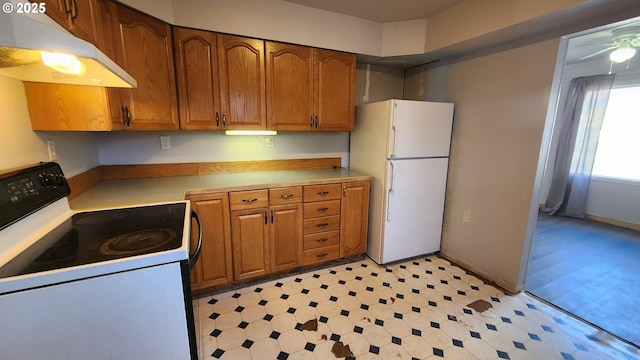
(609, 47, 636, 63)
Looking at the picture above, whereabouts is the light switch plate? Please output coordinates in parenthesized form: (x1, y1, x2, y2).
(47, 140, 58, 161)
(160, 136, 171, 150)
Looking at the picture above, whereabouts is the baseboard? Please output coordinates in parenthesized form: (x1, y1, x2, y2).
(585, 214, 640, 232)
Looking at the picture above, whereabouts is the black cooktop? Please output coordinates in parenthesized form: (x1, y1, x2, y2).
(0, 203, 186, 278)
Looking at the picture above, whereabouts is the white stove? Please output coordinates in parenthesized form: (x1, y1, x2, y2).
(0, 162, 201, 360)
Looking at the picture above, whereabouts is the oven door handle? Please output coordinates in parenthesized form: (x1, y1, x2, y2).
(189, 210, 202, 270)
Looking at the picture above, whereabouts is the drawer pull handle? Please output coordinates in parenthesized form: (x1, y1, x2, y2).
(317, 191, 330, 196)
(316, 223, 329, 227)
(242, 198, 258, 203)
(316, 238, 328, 243)
(316, 253, 328, 258)
(317, 207, 329, 211)
(280, 194, 294, 199)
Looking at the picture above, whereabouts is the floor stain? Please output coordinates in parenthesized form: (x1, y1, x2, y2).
(467, 299, 493, 313)
(331, 341, 353, 358)
(301, 318, 318, 331)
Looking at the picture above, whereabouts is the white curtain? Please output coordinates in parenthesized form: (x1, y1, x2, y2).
(543, 74, 615, 218)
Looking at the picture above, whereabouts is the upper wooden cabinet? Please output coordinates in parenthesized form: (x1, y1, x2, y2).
(173, 27, 221, 130)
(315, 49, 356, 131)
(36, 0, 101, 46)
(265, 42, 314, 131)
(217, 34, 266, 130)
(25, 82, 123, 131)
(266, 43, 356, 132)
(110, 3, 179, 130)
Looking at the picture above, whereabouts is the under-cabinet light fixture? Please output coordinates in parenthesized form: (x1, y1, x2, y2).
(40, 51, 86, 75)
(225, 130, 277, 136)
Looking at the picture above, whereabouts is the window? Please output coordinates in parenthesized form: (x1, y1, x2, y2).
(591, 86, 640, 181)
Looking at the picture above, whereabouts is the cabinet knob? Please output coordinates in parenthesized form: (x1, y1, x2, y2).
(316, 238, 328, 243)
(310, 116, 314, 128)
(242, 198, 258, 203)
(317, 191, 329, 196)
(222, 114, 227, 127)
(315, 115, 318, 129)
(316, 223, 329, 227)
(316, 207, 329, 211)
(316, 253, 328, 258)
(280, 194, 294, 199)
(215, 112, 220, 127)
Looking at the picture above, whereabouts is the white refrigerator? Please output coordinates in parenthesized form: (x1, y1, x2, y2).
(350, 99, 454, 264)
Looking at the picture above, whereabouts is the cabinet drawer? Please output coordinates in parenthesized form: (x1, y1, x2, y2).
(304, 215, 340, 234)
(303, 245, 340, 265)
(304, 184, 341, 202)
(304, 230, 340, 250)
(303, 200, 340, 219)
(269, 187, 302, 205)
(229, 190, 269, 210)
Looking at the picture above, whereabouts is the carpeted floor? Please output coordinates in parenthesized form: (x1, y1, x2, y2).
(526, 212, 640, 347)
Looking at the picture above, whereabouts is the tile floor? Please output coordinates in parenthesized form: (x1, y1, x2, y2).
(193, 255, 639, 359)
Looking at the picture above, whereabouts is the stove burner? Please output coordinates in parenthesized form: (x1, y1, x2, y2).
(100, 229, 177, 256)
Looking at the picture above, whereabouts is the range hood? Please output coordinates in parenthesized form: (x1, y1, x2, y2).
(0, 10, 136, 88)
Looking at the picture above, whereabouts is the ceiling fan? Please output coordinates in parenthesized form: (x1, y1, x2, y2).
(579, 26, 640, 63)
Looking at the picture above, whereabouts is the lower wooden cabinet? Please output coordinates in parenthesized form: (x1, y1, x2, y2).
(340, 181, 370, 257)
(270, 204, 303, 272)
(231, 207, 271, 281)
(188, 180, 368, 291)
(187, 193, 232, 290)
(230, 187, 303, 281)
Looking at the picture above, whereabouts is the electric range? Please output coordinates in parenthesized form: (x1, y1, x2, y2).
(0, 162, 201, 360)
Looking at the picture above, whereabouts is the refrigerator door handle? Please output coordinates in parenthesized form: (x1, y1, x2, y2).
(387, 161, 395, 221)
(389, 123, 398, 158)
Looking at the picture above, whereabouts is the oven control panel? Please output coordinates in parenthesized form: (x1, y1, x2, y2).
(0, 162, 71, 231)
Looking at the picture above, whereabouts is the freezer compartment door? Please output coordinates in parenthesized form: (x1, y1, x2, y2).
(381, 158, 448, 264)
(387, 100, 454, 159)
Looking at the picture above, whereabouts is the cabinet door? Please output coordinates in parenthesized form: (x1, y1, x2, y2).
(270, 204, 303, 273)
(340, 181, 370, 257)
(37, 0, 68, 28)
(231, 208, 270, 281)
(189, 193, 232, 290)
(67, 0, 100, 46)
(314, 49, 356, 131)
(174, 27, 221, 130)
(25, 83, 115, 131)
(112, 4, 179, 130)
(265, 42, 314, 131)
(217, 34, 266, 130)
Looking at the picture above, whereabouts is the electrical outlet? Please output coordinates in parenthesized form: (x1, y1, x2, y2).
(462, 209, 471, 223)
(47, 140, 58, 161)
(160, 136, 171, 150)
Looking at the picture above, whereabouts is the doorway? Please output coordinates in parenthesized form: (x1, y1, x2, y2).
(525, 17, 640, 347)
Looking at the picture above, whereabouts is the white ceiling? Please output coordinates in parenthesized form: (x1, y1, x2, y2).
(283, 0, 465, 23)
(283, 0, 640, 67)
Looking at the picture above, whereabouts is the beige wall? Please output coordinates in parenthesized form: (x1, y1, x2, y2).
(0, 77, 99, 176)
(355, 64, 405, 105)
(404, 39, 560, 292)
